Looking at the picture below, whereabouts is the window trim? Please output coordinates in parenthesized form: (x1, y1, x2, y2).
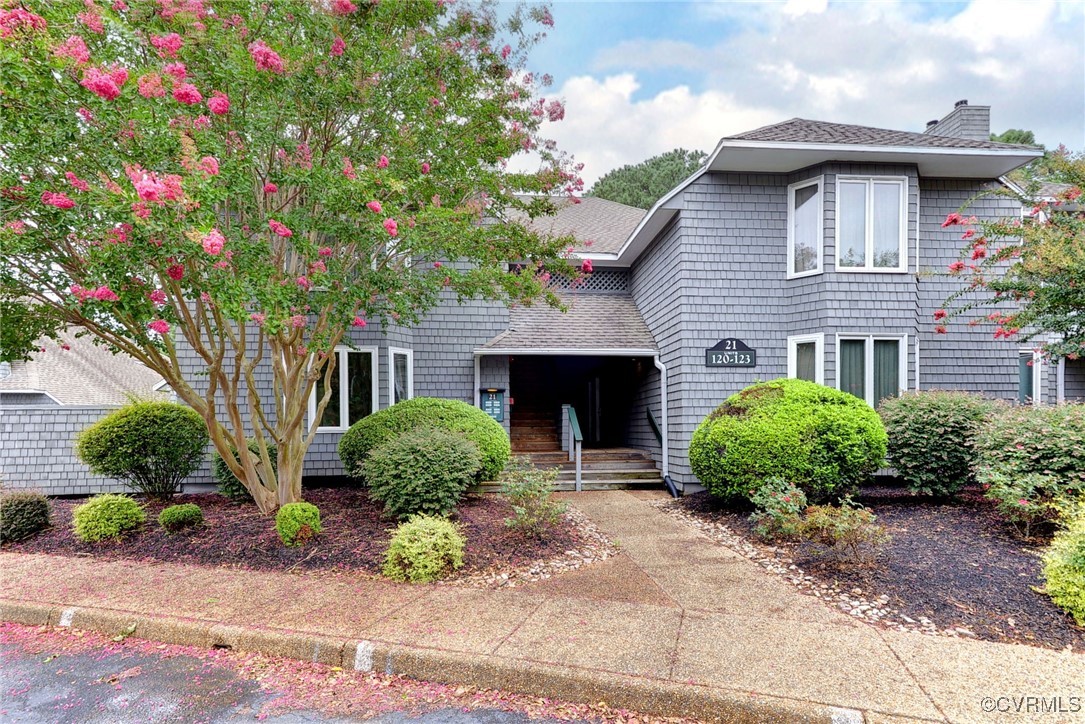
(1018, 348, 1043, 407)
(835, 334, 908, 406)
(787, 177, 824, 279)
(309, 345, 379, 433)
(787, 333, 825, 384)
(834, 175, 909, 274)
(387, 346, 414, 408)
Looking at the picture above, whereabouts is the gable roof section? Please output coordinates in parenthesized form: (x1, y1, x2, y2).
(725, 118, 1025, 150)
(0, 328, 167, 405)
(510, 196, 646, 254)
(476, 293, 657, 354)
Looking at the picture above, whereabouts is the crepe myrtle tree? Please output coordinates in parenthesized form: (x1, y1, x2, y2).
(937, 150, 1084, 359)
(0, 0, 584, 514)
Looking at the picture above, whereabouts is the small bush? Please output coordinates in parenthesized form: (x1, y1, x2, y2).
(382, 515, 466, 583)
(76, 401, 208, 500)
(158, 503, 203, 532)
(364, 428, 482, 520)
(749, 477, 807, 539)
(72, 494, 146, 543)
(880, 390, 1000, 497)
(275, 502, 322, 547)
(339, 397, 509, 482)
(1042, 509, 1085, 626)
(0, 491, 51, 544)
(212, 439, 278, 502)
(501, 457, 567, 537)
(795, 498, 891, 563)
(689, 379, 887, 503)
(976, 404, 1085, 532)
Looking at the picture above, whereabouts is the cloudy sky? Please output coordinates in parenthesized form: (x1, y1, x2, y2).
(519, 0, 1085, 187)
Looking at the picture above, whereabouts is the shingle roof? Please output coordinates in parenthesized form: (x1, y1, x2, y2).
(478, 293, 657, 352)
(510, 196, 646, 254)
(725, 118, 1028, 151)
(0, 328, 167, 405)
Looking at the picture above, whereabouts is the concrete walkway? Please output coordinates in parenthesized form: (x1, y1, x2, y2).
(2, 491, 1083, 723)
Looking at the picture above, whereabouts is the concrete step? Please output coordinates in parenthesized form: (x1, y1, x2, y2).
(475, 478, 664, 493)
(511, 441, 562, 452)
(555, 469, 662, 482)
(523, 451, 654, 464)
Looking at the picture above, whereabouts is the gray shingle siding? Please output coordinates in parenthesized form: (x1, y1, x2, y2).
(1065, 360, 1085, 402)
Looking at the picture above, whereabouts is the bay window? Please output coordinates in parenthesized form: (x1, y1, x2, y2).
(836, 176, 907, 272)
(388, 347, 414, 406)
(837, 335, 907, 406)
(787, 333, 825, 384)
(788, 178, 823, 278)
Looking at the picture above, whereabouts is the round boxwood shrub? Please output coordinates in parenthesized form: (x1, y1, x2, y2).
(338, 397, 508, 482)
(879, 390, 1000, 497)
(275, 502, 322, 547)
(158, 503, 203, 532)
(76, 401, 208, 500)
(212, 439, 278, 502)
(689, 379, 887, 503)
(364, 428, 482, 520)
(382, 514, 466, 583)
(1042, 509, 1085, 626)
(72, 494, 146, 543)
(0, 491, 51, 544)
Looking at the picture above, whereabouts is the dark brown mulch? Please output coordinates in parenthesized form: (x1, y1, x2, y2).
(677, 487, 1085, 651)
(6, 487, 584, 579)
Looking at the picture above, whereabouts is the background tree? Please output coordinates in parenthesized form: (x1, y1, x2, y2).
(991, 128, 1039, 146)
(587, 148, 706, 210)
(940, 151, 1084, 359)
(0, 0, 580, 514)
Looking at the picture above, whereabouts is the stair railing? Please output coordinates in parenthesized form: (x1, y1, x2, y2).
(565, 405, 583, 492)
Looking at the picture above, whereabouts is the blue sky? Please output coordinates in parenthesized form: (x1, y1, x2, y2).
(512, 0, 1085, 186)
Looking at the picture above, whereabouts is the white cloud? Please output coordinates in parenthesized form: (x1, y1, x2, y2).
(781, 0, 828, 17)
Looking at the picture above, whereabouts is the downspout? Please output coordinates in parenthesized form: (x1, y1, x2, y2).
(653, 355, 678, 497)
(473, 353, 481, 408)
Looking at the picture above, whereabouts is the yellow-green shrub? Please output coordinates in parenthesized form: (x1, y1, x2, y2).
(382, 515, 466, 583)
(72, 494, 145, 543)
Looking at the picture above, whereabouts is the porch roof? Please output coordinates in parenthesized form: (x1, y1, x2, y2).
(476, 293, 658, 355)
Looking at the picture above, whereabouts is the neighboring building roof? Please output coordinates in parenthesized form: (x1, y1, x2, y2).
(0, 328, 167, 406)
(477, 293, 657, 354)
(510, 196, 646, 254)
(1038, 181, 1074, 200)
(725, 118, 1027, 151)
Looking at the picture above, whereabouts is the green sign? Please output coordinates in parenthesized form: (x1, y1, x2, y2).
(706, 338, 756, 368)
(480, 389, 504, 422)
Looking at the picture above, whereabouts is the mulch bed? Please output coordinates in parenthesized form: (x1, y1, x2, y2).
(6, 487, 585, 580)
(676, 486, 1085, 651)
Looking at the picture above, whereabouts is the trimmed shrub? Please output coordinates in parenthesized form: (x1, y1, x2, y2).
(500, 457, 567, 537)
(75, 401, 208, 500)
(975, 404, 1085, 532)
(382, 515, 466, 583)
(275, 502, 322, 547)
(364, 428, 482, 520)
(796, 498, 891, 563)
(0, 491, 51, 544)
(212, 439, 278, 502)
(689, 379, 887, 502)
(1042, 509, 1085, 626)
(880, 390, 1000, 497)
(158, 503, 203, 532)
(749, 477, 807, 539)
(72, 494, 146, 543)
(338, 397, 508, 482)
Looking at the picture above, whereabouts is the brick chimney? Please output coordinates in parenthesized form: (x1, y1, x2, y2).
(922, 99, 991, 142)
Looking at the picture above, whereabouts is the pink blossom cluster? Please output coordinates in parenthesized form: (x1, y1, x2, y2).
(138, 73, 166, 98)
(342, 157, 357, 180)
(4, 220, 26, 234)
(65, 172, 90, 192)
(202, 228, 225, 255)
(207, 91, 229, 115)
(126, 166, 184, 204)
(268, 219, 293, 237)
(167, 263, 185, 280)
(383, 218, 398, 237)
(198, 156, 219, 177)
(41, 191, 76, 209)
(148, 319, 170, 335)
(164, 62, 186, 81)
(366, 200, 382, 214)
(330, 37, 346, 57)
(248, 40, 285, 73)
(0, 8, 47, 38)
(173, 82, 202, 105)
(330, 0, 358, 14)
(147, 289, 167, 305)
(263, 182, 278, 194)
(70, 284, 119, 302)
(77, 9, 104, 34)
(150, 32, 184, 57)
(81, 66, 128, 101)
(54, 35, 91, 65)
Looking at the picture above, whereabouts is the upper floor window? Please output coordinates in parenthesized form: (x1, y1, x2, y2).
(309, 346, 378, 432)
(787, 178, 822, 278)
(836, 176, 907, 272)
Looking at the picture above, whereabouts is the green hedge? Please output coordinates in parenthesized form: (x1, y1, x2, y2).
(158, 503, 203, 532)
(689, 379, 887, 502)
(880, 390, 1000, 497)
(364, 428, 481, 519)
(72, 494, 145, 543)
(275, 502, 322, 547)
(75, 401, 208, 499)
(0, 491, 51, 544)
(1042, 509, 1085, 626)
(338, 397, 509, 482)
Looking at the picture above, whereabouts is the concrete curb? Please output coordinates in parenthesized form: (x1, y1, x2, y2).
(0, 598, 861, 723)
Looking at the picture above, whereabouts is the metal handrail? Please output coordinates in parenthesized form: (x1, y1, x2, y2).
(566, 406, 583, 492)
(646, 408, 662, 445)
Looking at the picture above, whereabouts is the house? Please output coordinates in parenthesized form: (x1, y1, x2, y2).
(30, 99, 1067, 496)
(0, 328, 167, 494)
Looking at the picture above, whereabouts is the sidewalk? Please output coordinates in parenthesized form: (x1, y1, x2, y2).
(1, 490, 1082, 723)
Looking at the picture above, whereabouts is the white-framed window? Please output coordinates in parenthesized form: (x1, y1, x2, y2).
(1018, 348, 1043, 406)
(388, 347, 414, 407)
(835, 176, 908, 273)
(836, 334, 908, 407)
(787, 333, 825, 384)
(309, 346, 379, 432)
(787, 177, 823, 278)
